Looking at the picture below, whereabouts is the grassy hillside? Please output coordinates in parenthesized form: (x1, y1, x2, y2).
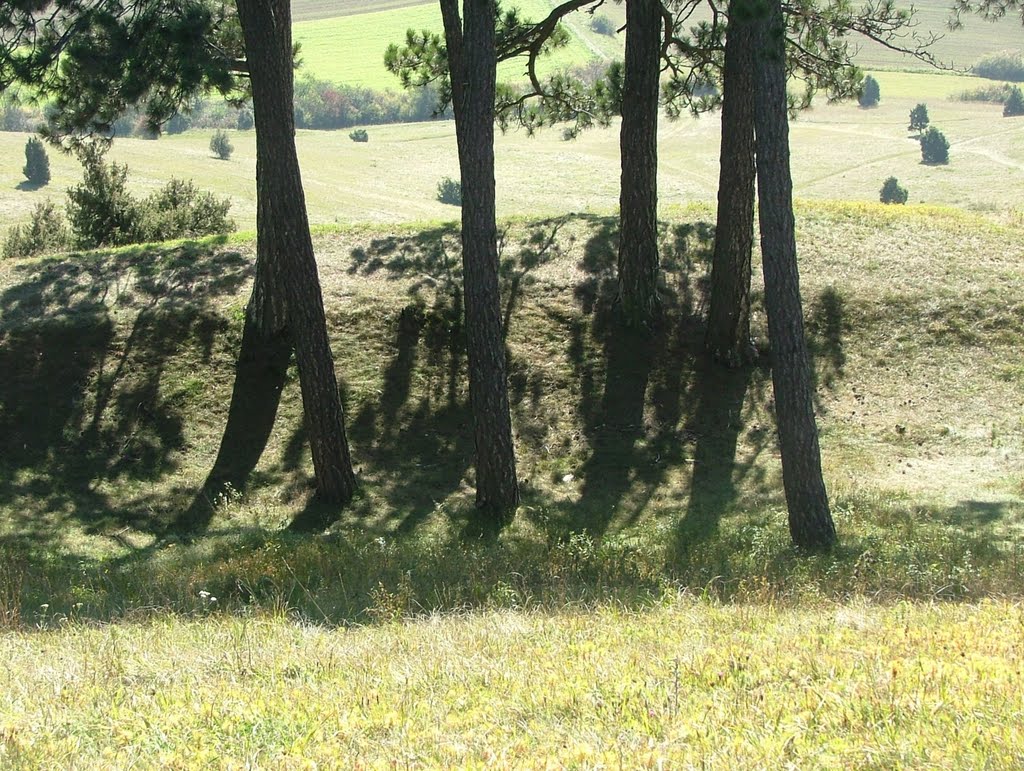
(3, 79, 1022, 233)
(2, 200, 1023, 763)
(287, 0, 1024, 90)
(293, 0, 599, 91)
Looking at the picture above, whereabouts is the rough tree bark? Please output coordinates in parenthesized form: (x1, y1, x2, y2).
(751, 0, 836, 549)
(706, 5, 757, 367)
(617, 0, 662, 330)
(234, 0, 357, 506)
(440, 0, 519, 523)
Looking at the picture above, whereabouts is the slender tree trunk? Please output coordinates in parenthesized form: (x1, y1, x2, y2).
(751, 0, 836, 549)
(617, 0, 662, 330)
(440, 0, 519, 523)
(236, 0, 356, 506)
(706, 6, 756, 367)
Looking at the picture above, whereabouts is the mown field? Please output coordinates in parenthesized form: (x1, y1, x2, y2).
(3, 69, 1023, 234)
(287, 0, 1024, 91)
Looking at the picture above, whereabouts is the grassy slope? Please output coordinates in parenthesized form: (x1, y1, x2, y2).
(287, 0, 1024, 91)
(4, 81, 1023, 232)
(293, 0, 598, 91)
(2, 601, 1023, 767)
(2, 203, 1024, 765)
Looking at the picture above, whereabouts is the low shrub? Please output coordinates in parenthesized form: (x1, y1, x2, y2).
(1004, 85, 1024, 116)
(436, 177, 462, 206)
(973, 50, 1024, 82)
(920, 127, 950, 165)
(349, 128, 369, 142)
(879, 176, 908, 205)
(953, 83, 1014, 103)
(2, 200, 69, 259)
(210, 129, 234, 160)
(859, 74, 880, 107)
(590, 14, 616, 36)
(138, 179, 235, 242)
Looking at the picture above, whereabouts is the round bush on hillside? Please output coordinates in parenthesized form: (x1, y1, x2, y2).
(859, 75, 880, 108)
(1004, 86, 1024, 117)
(436, 177, 462, 206)
(919, 127, 950, 165)
(879, 177, 908, 205)
(210, 130, 233, 160)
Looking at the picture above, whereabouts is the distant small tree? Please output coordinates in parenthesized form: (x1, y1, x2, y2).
(22, 136, 50, 186)
(236, 109, 254, 130)
(210, 129, 233, 160)
(1004, 86, 1024, 116)
(919, 126, 950, 164)
(859, 75, 881, 107)
(879, 176, 908, 204)
(349, 128, 368, 142)
(908, 103, 929, 132)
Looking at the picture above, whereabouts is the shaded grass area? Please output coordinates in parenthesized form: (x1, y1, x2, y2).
(0, 204, 1022, 628)
(1, 600, 1023, 767)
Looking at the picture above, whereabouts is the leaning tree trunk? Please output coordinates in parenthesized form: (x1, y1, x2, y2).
(617, 0, 662, 330)
(440, 0, 519, 523)
(706, 5, 757, 367)
(236, 0, 357, 507)
(751, 0, 836, 549)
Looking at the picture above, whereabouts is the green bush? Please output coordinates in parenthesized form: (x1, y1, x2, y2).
(66, 147, 143, 249)
(210, 129, 233, 160)
(908, 103, 929, 133)
(590, 14, 615, 36)
(1004, 86, 1024, 117)
(22, 136, 50, 186)
(138, 179, 235, 242)
(879, 177, 908, 205)
(859, 75, 880, 107)
(2, 200, 69, 259)
(973, 50, 1024, 82)
(436, 177, 462, 206)
(919, 127, 950, 165)
(953, 83, 1013, 103)
(349, 128, 369, 142)
(236, 109, 254, 131)
(65, 147, 235, 250)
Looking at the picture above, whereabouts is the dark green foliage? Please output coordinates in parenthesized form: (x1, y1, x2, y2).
(349, 128, 368, 142)
(589, 14, 615, 36)
(953, 83, 1013, 103)
(22, 136, 50, 185)
(236, 108, 254, 130)
(879, 176, 908, 204)
(919, 127, 950, 164)
(436, 177, 462, 206)
(908, 103, 929, 132)
(973, 50, 1024, 82)
(1003, 85, 1024, 116)
(2, 200, 68, 258)
(65, 148, 142, 249)
(138, 179, 235, 242)
(209, 129, 233, 160)
(165, 113, 191, 135)
(64, 147, 234, 249)
(859, 74, 880, 107)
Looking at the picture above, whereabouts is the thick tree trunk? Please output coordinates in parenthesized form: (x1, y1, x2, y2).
(236, 0, 356, 507)
(617, 0, 662, 330)
(441, 0, 519, 523)
(706, 7, 757, 367)
(751, 0, 836, 549)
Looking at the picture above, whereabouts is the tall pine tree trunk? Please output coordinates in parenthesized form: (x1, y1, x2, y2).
(706, 6, 756, 367)
(617, 0, 662, 330)
(751, 0, 836, 549)
(236, 0, 356, 506)
(440, 0, 519, 523)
